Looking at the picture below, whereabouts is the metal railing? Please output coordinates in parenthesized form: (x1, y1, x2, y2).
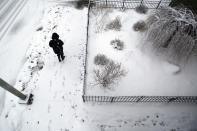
(82, 95, 197, 103)
(90, 0, 171, 9)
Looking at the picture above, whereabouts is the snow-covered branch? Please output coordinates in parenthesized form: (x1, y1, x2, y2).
(145, 7, 197, 64)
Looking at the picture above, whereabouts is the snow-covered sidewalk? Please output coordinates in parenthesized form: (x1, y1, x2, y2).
(0, 3, 197, 131)
(0, 4, 88, 130)
(0, 0, 46, 116)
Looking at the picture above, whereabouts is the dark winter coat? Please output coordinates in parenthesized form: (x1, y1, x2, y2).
(49, 39, 64, 54)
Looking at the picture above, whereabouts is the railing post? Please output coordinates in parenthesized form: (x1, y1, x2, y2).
(122, 0, 125, 8)
(82, 95, 85, 102)
(141, 0, 144, 5)
(136, 96, 144, 102)
(111, 97, 114, 103)
(0, 78, 27, 100)
(106, 0, 107, 6)
(168, 97, 178, 103)
(156, 0, 162, 9)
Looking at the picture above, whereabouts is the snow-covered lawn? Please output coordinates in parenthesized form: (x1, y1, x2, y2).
(0, 2, 197, 131)
(85, 7, 197, 96)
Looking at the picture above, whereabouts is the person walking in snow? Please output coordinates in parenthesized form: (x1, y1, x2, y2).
(49, 33, 65, 62)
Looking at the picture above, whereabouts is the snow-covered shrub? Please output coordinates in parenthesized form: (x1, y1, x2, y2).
(133, 20, 147, 32)
(105, 17, 122, 31)
(135, 5, 148, 14)
(94, 54, 110, 66)
(75, 0, 89, 9)
(31, 59, 44, 72)
(36, 26, 43, 31)
(145, 7, 197, 64)
(110, 39, 124, 50)
(92, 8, 112, 33)
(37, 60, 44, 70)
(170, 0, 197, 14)
(94, 61, 126, 88)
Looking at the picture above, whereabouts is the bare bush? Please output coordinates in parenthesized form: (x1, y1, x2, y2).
(110, 39, 124, 50)
(92, 8, 112, 33)
(94, 61, 126, 88)
(105, 17, 122, 31)
(94, 54, 110, 66)
(135, 5, 148, 14)
(133, 20, 147, 32)
(145, 7, 197, 64)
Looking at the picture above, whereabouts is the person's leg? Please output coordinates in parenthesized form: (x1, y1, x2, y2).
(61, 50, 65, 61)
(57, 54, 61, 62)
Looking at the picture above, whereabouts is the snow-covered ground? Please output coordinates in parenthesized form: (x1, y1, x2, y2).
(0, 1, 197, 131)
(0, 0, 46, 115)
(86, 8, 197, 96)
(0, 0, 46, 82)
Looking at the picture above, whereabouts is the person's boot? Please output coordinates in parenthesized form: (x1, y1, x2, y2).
(58, 55, 61, 62)
(61, 53, 65, 61)
(62, 55, 65, 61)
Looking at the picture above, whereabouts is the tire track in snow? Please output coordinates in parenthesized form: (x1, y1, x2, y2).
(0, 0, 29, 41)
(0, 0, 14, 21)
(0, 0, 10, 12)
(0, 0, 19, 25)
